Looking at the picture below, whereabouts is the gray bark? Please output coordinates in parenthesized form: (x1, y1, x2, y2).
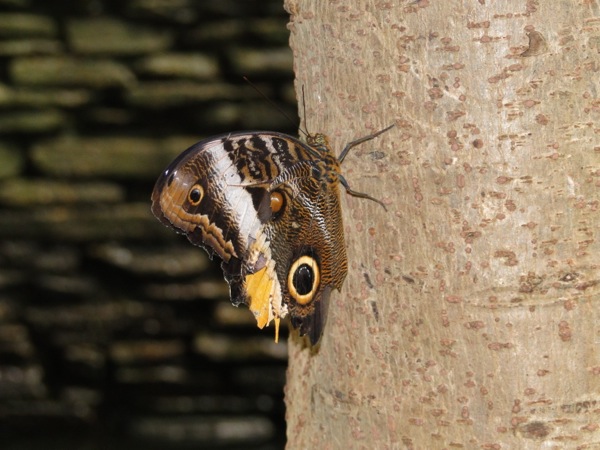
(285, 1, 600, 448)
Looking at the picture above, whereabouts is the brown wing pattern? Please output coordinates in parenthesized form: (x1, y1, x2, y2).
(266, 160, 347, 344)
(151, 131, 346, 344)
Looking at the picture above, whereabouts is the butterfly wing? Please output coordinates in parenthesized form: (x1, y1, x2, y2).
(152, 131, 348, 344)
(152, 133, 277, 262)
(264, 160, 347, 344)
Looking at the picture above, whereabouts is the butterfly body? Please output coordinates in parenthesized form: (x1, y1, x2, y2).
(152, 131, 347, 344)
(152, 125, 392, 345)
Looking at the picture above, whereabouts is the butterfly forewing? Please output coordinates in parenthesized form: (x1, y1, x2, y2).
(152, 125, 393, 345)
(151, 131, 342, 343)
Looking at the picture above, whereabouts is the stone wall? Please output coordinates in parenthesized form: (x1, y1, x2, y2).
(0, 1, 294, 448)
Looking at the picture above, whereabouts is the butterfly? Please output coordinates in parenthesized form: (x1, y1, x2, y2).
(151, 124, 394, 345)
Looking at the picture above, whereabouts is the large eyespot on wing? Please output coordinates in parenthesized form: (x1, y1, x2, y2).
(286, 254, 331, 345)
(287, 255, 320, 305)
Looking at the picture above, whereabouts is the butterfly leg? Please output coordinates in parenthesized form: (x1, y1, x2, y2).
(338, 174, 387, 211)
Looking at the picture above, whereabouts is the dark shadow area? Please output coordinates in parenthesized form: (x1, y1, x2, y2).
(0, 0, 296, 448)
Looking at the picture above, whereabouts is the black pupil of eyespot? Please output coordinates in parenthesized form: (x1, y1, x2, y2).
(189, 188, 201, 203)
(293, 264, 314, 295)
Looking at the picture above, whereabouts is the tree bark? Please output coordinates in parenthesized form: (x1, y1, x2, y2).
(284, 1, 600, 448)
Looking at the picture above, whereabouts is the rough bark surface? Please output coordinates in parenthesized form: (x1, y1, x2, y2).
(284, 1, 600, 448)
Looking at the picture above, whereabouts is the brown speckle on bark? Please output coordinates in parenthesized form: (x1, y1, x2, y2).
(517, 421, 552, 439)
(558, 321, 572, 341)
(521, 30, 548, 56)
(494, 250, 519, 266)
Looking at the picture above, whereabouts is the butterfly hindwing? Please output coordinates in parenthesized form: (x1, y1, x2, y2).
(151, 124, 394, 345)
(264, 162, 346, 344)
(151, 131, 346, 344)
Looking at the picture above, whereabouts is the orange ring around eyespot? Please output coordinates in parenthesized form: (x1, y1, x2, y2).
(188, 184, 203, 206)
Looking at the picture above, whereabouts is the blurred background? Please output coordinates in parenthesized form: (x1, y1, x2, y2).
(0, 0, 296, 448)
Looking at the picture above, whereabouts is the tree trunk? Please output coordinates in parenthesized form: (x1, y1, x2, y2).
(284, 1, 600, 448)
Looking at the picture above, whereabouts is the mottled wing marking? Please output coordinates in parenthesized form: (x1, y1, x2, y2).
(157, 175, 237, 260)
(152, 128, 378, 345)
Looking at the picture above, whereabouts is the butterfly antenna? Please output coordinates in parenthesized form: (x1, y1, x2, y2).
(242, 76, 302, 135)
(300, 85, 310, 138)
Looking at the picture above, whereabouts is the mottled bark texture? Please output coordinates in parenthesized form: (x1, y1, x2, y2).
(284, 1, 600, 448)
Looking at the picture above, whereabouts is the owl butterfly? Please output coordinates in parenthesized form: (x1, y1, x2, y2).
(151, 123, 394, 345)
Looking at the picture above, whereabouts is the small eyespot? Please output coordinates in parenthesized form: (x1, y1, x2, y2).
(288, 255, 320, 305)
(270, 190, 285, 216)
(188, 184, 203, 206)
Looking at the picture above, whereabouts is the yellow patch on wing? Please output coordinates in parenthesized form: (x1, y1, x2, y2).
(244, 231, 286, 343)
(246, 266, 272, 328)
(245, 267, 281, 342)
